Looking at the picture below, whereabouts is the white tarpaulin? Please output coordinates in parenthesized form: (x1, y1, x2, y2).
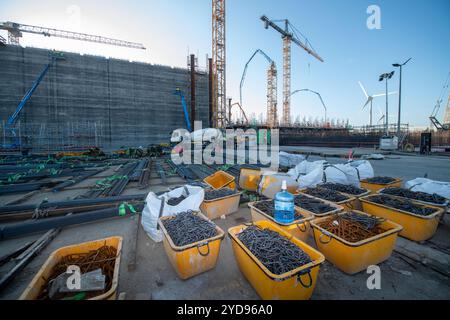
(279, 151, 306, 168)
(405, 178, 450, 199)
(287, 159, 375, 188)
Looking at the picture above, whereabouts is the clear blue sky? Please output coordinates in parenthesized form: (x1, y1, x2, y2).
(1, 0, 449, 127)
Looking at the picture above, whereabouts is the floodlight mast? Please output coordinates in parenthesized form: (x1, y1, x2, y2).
(379, 71, 395, 135)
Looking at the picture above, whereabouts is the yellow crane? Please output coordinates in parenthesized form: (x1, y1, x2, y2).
(212, 0, 226, 128)
(260, 15, 323, 126)
(0, 21, 145, 49)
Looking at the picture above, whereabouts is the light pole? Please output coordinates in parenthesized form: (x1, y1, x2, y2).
(393, 58, 412, 137)
(379, 71, 395, 135)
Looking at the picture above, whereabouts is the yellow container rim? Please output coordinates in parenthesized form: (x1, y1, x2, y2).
(297, 188, 356, 206)
(377, 187, 449, 208)
(202, 191, 242, 203)
(360, 194, 444, 220)
(294, 193, 344, 217)
(310, 210, 403, 247)
(158, 211, 225, 252)
(248, 201, 314, 227)
(360, 177, 402, 186)
(239, 167, 261, 173)
(203, 170, 236, 190)
(228, 222, 325, 281)
(20, 236, 123, 300)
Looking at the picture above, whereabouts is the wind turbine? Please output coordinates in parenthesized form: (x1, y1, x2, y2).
(358, 81, 396, 126)
(377, 109, 397, 126)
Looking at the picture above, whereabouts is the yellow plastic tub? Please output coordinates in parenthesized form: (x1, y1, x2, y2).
(204, 170, 236, 190)
(158, 212, 225, 279)
(200, 191, 242, 220)
(360, 178, 402, 194)
(228, 221, 325, 300)
(311, 211, 403, 274)
(238, 167, 262, 191)
(20, 236, 122, 300)
(294, 193, 344, 218)
(360, 195, 444, 242)
(297, 188, 357, 212)
(248, 201, 314, 242)
(258, 174, 298, 196)
(377, 187, 449, 210)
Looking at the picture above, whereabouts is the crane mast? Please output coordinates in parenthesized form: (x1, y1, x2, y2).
(267, 62, 278, 128)
(261, 15, 323, 126)
(212, 0, 226, 128)
(283, 36, 292, 125)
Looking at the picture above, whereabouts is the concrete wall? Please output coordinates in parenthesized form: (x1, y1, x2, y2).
(0, 45, 209, 150)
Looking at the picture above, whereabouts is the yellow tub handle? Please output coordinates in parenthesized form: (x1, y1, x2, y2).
(319, 232, 333, 245)
(197, 242, 210, 256)
(296, 222, 307, 233)
(297, 270, 313, 288)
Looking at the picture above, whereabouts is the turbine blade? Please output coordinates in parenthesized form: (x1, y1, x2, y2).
(358, 81, 369, 98)
(373, 91, 397, 98)
(362, 99, 370, 109)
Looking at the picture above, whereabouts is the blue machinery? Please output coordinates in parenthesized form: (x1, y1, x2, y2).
(2, 52, 64, 149)
(173, 89, 192, 132)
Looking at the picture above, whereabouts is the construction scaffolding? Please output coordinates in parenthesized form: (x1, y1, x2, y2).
(266, 62, 278, 127)
(282, 37, 292, 126)
(212, 0, 226, 128)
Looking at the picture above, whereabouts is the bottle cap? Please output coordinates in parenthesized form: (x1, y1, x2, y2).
(282, 180, 287, 190)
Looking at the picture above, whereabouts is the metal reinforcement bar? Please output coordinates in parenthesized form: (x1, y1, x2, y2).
(52, 169, 103, 192)
(0, 168, 83, 183)
(130, 158, 149, 182)
(0, 228, 59, 292)
(0, 180, 61, 195)
(138, 159, 152, 188)
(0, 204, 145, 240)
(0, 194, 147, 215)
(80, 161, 139, 198)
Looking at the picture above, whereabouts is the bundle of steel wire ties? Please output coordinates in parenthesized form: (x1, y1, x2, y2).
(237, 225, 312, 275)
(162, 211, 217, 246)
(316, 212, 386, 242)
(204, 188, 237, 200)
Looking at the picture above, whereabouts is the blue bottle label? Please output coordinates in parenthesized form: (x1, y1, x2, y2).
(274, 200, 295, 223)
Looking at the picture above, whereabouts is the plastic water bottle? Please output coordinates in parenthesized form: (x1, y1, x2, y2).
(274, 180, 295, 224)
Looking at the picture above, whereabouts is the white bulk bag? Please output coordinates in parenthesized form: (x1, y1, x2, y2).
(405, 178, 450, 199)
(141, 185, 205, 242)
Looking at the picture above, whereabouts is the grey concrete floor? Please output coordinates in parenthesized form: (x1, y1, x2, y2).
(1, 150, 450, 300)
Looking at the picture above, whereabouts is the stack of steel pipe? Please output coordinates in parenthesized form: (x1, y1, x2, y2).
(130, 159, 150, 182)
